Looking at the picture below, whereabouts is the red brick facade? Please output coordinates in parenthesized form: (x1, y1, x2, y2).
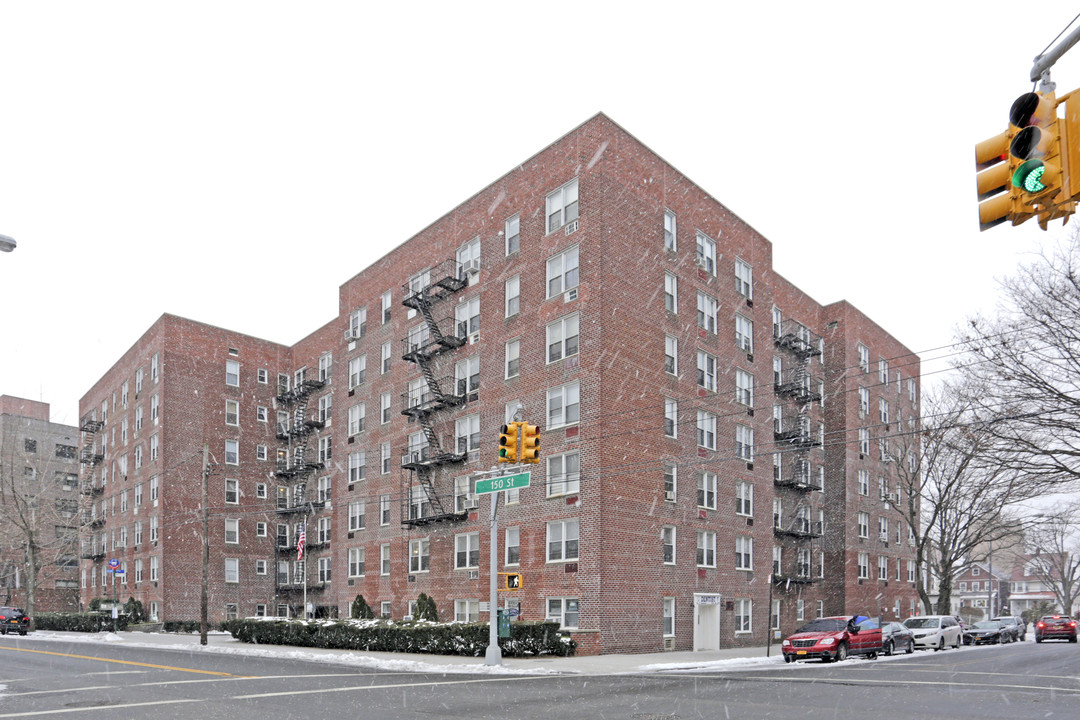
(79, 114, 919, 652)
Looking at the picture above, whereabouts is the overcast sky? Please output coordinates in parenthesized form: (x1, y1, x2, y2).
(3, 2, 1080, 425)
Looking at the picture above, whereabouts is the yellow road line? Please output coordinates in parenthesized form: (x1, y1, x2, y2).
(0, 645, 241, 677)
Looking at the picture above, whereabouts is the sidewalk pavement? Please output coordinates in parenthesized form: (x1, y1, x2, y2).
(29, 630, 784, 676)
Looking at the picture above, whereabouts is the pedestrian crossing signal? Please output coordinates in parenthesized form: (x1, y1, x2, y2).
(499, 572, 523, 591)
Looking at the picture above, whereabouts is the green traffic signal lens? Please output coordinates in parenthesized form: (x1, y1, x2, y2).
(1013, 160, 1047, 192)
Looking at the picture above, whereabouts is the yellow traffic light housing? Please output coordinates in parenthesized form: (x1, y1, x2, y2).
(519, 423, 541, 464)
(976, 128, 1018, 231)
(498, 423, 520, 463)
(1009, 91, 1064, 211)
(498, 572, 523, 591)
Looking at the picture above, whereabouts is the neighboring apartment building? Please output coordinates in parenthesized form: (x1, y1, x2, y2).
(79, 113, 920, 653)
(0, 395, 81, 612)
(1007, 553, 1067, 616)
(951, 562, 1012, 619)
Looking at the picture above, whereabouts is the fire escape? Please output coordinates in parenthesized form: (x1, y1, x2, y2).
(78, 414, 105, 564)
(772, 319, 824, 587)
(274, 375, 326, 603)
(399, 258, 469, 526)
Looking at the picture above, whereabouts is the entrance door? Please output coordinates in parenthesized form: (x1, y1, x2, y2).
(693, 593, 722, 651)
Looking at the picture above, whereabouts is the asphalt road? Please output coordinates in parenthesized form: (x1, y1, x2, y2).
(1, 635, 1077, 719)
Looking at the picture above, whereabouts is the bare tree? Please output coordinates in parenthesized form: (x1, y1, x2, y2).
(1026, 501, 1080, 616)
(887, 385, 1051, 614)
(958, 232, 1080, 490)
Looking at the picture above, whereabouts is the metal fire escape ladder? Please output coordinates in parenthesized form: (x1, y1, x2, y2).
(400, 259, 469, 526)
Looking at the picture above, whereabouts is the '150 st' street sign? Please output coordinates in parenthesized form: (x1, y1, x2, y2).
(474, 472, 531, 495)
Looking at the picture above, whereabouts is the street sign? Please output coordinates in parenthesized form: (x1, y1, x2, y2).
(474, 472, 531, 495)
(108, 558, 119, 569)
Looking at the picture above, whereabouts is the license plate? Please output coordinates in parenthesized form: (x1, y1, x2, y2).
(796, 650, 807, 655)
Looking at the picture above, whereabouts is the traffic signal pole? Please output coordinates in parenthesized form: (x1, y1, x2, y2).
(484, 489, 502, 666)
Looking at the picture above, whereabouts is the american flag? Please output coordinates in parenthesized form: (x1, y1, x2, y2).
(296, 522, 306, 561)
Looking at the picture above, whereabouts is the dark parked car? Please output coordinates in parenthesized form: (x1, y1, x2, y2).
(781, 615, 883, 663)
(964, 620, 1013, 645)
(992, 615, 1025, 641)
(881, 621, 915, 655)
(0, 607, 30, 635)
(1035, 615, 1078, 643)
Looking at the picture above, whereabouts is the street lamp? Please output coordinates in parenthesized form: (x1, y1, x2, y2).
(0, 235, 15, 252)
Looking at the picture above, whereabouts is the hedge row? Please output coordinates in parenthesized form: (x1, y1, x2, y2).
(223, 618, 576, 657)
(34, 612, 129, 633)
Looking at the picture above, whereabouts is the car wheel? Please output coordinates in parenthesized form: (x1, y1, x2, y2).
(905, 638, 914, 654)
(884, 640, 894, 656)
(836, 643, 848, 662)
(935, 637, 944, 651)
(17, 630, 26, 636)
(953, 634, 961, 649)
(1036, 636, 1043, 643)
(784, 654, 793, 663)
(1070, 636, 1077, 644)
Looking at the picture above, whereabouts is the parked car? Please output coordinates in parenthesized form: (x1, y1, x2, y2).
(964, 620, 1013, 645)
(992, 615, 1025, 641)
(781, 615, 883, 663)
(903, 614, 963, 651)
(881, 621, 915, 655)
(0, 607, 30, 636)
(1035, 615, 1078, 643)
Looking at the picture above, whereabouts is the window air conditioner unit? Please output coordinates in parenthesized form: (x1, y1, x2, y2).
(564, 288, 578, 302)
(665, 490, 676, 502)
(464, 498, 478, 510)
(469, 333, 480, 345)
(564, 219, 578, 235)
(468, 570, 480, 580)
(462, 258, 481, 275)
(663, 637, 675, 651)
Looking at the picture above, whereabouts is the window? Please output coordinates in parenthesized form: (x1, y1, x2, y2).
(697, 410, 716, 450)
(381, 393, 392, 424)
(697, 292, 718, 334)
(380, 494, 390, 526)
(907, 560, 916, 583)
(735, 315, 753, 353)
(225, 519, 239, 544)
(545, 178, 579, 233)
(663, 526, 676, 564)
(348, 450, 366, 483)
(697, 471, 717, 509)
(663, 210, 676, 251)
(859, 427, 870, 455)
(858, 344, 870, 372)
(455, 413, 480, 454)
(735, 425, 754, 461)
(222, 399, 239, 427)
(318, 435, 332, 464)
(858, 512, 869, 538)
(254, 521, 266, 538)
(880, 398, 890, 425)
(736, 481, 753, 517)
(697, 530, 716, 567)
(507, 526, 520, 565)
(547, 519, 579, 562)
(380, 543, 391, 575)
(455, 296, 480, 337)
(349, 355, 366, 389)
(348, 500, 365, 531)
(318, 557, 331, 584)
(547, 314, 580, 363)
(796, 599, 805, 622)
(735, 369, 754, 406)
(149, 516, 158, 542)
(455, 532, 480, 569)
(858, 469, 869, 496)
(663, 597, 676, 637)
(859, 387, 870, 417)
(150, 394, 158, 421)
(225, 478, 238, 504)
(546, 598, 579, 629)
(879, 515, 889, 541)
(409, 539, 430, 573)
(381, 341, 392, 374)
(735, 536, 753, 570)
(908, 377, 918, 405)
(225, 439, 238, 466)
(735, 599, 752, 634)
(346, 403, 366, 437)
(547, 451, 580, 496)
(225, 360, 239, 387)
(664, 464, 677, 503)
(664, 273, 678, 313)
(879, 358, 889, 385)
(456, 355, 479, 396)
(505, 214, 520, 255)
(546, 245, 580, 297)
(547, 382, 580, 428)
(735, 258, 753, 300)
(664, 398, 678, 437)
(858, 552, 870, 579)
(696, 232, 716, 275)
(505, 339, 520, 379)
(381, 442, 391, 474)
(225, 557, 239, 583)
(349, 548, 365, 577)
(320, 354, 335, 384)
(452, 599, 478, 623)
(696, 350, 717, 391)
(505, 275, 520, 317)
(664, 335, 678, 375)
(349, 307, 367, 340)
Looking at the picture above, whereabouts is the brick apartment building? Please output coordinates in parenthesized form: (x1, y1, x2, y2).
(78, 113, 920, 653)
(0, 395, 81, 612)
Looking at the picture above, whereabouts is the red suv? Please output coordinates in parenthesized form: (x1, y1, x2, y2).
(1035, 615, 1077, 643)
(781, 616, 883, 663)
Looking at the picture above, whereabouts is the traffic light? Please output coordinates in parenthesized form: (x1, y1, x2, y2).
(976, 128, 1018, 231)
(1008, 91, 1065, 216)
(498, 423, 520, 463)
(519, 423, 540, 464)
(499, 572, 523, 591)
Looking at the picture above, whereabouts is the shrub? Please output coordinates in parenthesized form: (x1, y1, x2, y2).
(162, 620, 202, 633)
(415, 593, 438, 621)
(124, 597, 146, 624)
(225, 618, 575, 657)
(351, 594, 374, 619)
(34, 612, 129, 632)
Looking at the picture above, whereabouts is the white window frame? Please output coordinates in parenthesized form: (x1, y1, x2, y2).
(546, 451, 580, 497)
(697, 292, 718, 334)
(545, 178, 579, 234)
(696, 231, 716, 275)
(698, 471, 717, 510)
(546, 519, 580, 562)
(735, 258, 753, 299)
(663, 210, 676, 251)
(697, 530, 716, 568)
(546, 381, 580, 428)
(735, 536, 753, 571)
(505, 275, 521, 318)
(664, 335, 678, 375)
(697, 410, 717, 450)
(697, 350, 717, 392)
(546, 314, 580, 363)
(664, 273, 678, 313)
(546, 244, 580, 297)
